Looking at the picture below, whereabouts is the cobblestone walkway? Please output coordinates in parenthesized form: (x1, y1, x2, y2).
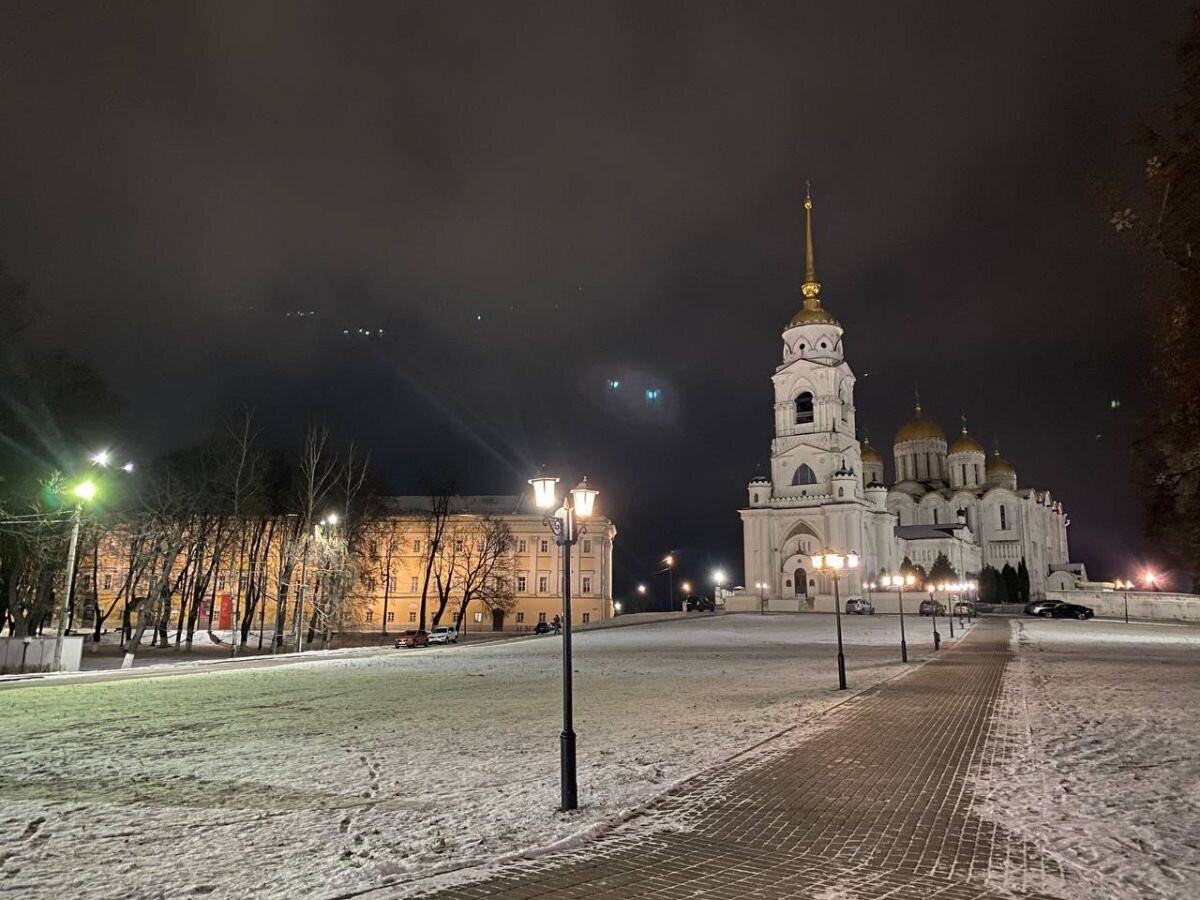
(407, 619, 1068, 900)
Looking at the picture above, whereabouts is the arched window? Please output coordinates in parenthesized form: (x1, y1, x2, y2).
(961, 463, 967, 485)
(838, 487, 844, 497)
(793, 464, 818, 486)
(932, 508, 939, 524)
(752, 492, 759, 504)
(1000, 505, 1008, 530)
(795, 392, 814, 425)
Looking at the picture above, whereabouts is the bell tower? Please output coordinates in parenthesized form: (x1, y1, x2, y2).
(768, 186, 863, 502)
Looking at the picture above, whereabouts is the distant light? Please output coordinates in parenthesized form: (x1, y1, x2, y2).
(614, 601, 622, 612)
(607, 379, 621, 391)
(91, 451, 111, 467)
(645, 388, 661, 402)
(122, 462, 135, 473)
(637, 584, 646, 594)
(476, 314, 483, 321)
(1109, 399, 1121, 409)
(326, 512, 338, 525)
(712, 569, 726, 586)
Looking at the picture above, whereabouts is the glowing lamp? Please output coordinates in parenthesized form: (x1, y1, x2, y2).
(570, 477, 598, 518)
(528, 472, 560, 509)
(73, 480, 97, 502)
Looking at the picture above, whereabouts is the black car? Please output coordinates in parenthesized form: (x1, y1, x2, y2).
(686, 595, 716, 612)
(534, 621, 551, 634)
(918, 598, 946, 616)
(1047, 603, 1094, 620)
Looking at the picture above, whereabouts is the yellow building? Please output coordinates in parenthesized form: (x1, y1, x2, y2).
(73, 493, 616, 639)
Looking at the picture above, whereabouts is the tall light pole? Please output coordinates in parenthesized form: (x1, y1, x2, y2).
(529, 470, 599, 813)
(54, 479, 96, 671)
(1119, 578, 1133, 623)
(680, 581, 692, 611)
(712, 569, 726, 610)
(662, 554, 675, 613)
(755, 581, 767, 614)
(636, 583, 647, 613)
(882, 573, 914, 662)
(1143, 570, 1158, 593)
(945, 583, 955, 638)
(811, 549, 859, 690)
(926, 582, 941, 651)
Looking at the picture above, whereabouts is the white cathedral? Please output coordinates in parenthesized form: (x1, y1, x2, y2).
(738, 190, 1076, 610)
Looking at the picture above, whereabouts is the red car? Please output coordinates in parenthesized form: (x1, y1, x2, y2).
(395, 629, 430, 648)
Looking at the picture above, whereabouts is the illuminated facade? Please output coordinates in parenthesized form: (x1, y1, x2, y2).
(739, 190, 1073, 608)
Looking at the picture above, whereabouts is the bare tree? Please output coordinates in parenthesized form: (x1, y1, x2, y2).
(416, 483, 454, 631)
(452, 517, 516, 632)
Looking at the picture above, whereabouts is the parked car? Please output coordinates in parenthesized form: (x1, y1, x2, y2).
(686, 595, 716, 612)
(1047, 603, 1094, 620)
(953, 601, 976, 617)
(919, 598, 946, 616)
(533, 621, 551, 634)
(1025, 599, 1062, 616)
(394, 629, 430, 648)
(429, 626, 459, 644)
(844, 597, 874, 615)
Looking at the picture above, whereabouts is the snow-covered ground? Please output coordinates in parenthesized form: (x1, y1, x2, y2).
(973, 618, 1200, 899)
(0, 613, 938, 900)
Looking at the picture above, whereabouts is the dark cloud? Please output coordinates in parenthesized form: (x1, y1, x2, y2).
(0, 0, 1189, 586)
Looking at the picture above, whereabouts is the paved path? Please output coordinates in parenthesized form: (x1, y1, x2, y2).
(400, 619, 1067, 900)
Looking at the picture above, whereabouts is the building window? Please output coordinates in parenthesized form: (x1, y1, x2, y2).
(540, 539, 549, 553)
(582, 539, 592, 554)
(369, 540, 378, 556)
(793, 463, 818, 486)
(516, 611, 525, 623)
(413, 540, 421, 553)
(408, 611, 417, 623)
(386, 611, 395, 622)
(103, 573, 113, 590)
(538, 575, 549, 593)
(795, 391, 814, 425)
(838, 487, 844, 497)
(217, 575, 226, 591)
(1000, 505, 1008, 530)
(474, 611, 483, 623)
(582, 576, 592, 593)
(933, 508, 939, 524)
(366, 609, 374, 622)
(753, 492, 759, 503)
(410, 576, 418, 591)
(366, 575, 377, 591)
(582, 612, 591, 623)
(518, 539, 527, 553)
(539, 612, 547, 623)
(517, 575, 527, 592)
(455, 539, 464, 552)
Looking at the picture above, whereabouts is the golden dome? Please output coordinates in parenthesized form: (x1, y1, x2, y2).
(986, 449, 1016, 475)
(894, 403, 945, 444)
(860, 438, 883, 463)
(788, 305, 839, 328)
(948, 415, 985, 455)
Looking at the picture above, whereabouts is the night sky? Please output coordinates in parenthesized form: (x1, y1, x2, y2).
(1, 2, 1192, 597)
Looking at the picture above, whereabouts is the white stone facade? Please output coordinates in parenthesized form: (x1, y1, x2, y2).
(739, 192, 1075, 608)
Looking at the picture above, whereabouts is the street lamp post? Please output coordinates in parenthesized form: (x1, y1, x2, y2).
(811, 550, 859, 690)
(1119, 578, 1133, 624)
(927, 584, 941, 651)
(53, 479, 96, 671)
(945, 584, 955, 638)
(712, 569, 726, 611)
(1143, 571, 1158, 593)
(755, 581, 767, 614)
(529, 471, 599, 813)
(662, 554, 675, 614)
(680, 581, 692, 612)
(882, 573, 914, 662)
(636, 583, 647, 613)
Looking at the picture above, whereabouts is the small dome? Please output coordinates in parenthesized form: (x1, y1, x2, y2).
(986, 450, 1015, 476)
(787, 305, 839, 328)
(892, 480, 928, 498)
(749, 474, 771, 485)
(894, 403, 945, 444)
(860, 439, 883, 464)
(948, 433, 985, 455)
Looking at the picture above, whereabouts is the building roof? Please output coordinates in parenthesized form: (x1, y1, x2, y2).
(895, 523, 967, 541)
(379, 495, 533, 515)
